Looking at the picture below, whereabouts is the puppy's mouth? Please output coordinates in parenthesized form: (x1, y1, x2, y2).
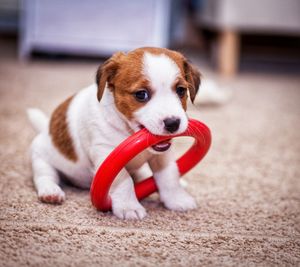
(152, 139, 171, 152)
(138, 125, 172, 152)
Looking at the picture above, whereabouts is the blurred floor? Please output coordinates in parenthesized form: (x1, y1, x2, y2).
(0, 36, 300, 266)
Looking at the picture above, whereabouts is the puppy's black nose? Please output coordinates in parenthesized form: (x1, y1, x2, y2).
(163, 117, 180, 133)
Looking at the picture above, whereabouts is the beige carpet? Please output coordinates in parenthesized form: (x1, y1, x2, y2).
(0, 38, 300, 266)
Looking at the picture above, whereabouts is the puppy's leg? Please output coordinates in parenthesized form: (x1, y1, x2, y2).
(32, 154, 65, 204)
(109, 169, 147, 220)
(91, 147, 146, 220)
(149, 151, 197, 211)
(130, 163, 152, 182)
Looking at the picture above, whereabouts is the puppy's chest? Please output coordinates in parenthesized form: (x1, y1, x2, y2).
(125, 150, 152, 172)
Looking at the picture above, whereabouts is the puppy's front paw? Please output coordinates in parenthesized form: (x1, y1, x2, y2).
(112, 201, 147, 220)
(160, 188, 197, 211)
(38, 183, 65, 204)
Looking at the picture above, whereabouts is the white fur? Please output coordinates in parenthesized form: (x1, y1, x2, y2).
(28, 52, 197, 219)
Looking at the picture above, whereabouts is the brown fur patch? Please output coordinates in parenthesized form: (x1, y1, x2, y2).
(49, 96, 77, 162)
(113, 78, 151, 119)
(172, 78, 189, 111)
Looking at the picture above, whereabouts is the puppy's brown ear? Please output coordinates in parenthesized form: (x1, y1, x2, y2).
(96, 52, 125, 101)
(183, 60, 201, 103)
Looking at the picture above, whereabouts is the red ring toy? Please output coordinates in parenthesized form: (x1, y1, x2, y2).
(91, 119, 211, 211)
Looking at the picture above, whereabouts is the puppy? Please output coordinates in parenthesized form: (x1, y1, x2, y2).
(27, 47, 201, 220)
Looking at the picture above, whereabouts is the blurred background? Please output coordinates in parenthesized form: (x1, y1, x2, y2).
(0, 0, 299, 77)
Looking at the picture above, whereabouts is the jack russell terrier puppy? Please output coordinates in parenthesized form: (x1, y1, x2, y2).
(27, 47, 200, 220)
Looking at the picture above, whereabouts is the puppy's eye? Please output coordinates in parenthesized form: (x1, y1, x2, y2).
(176, 87, 187, 98)
(134, 90, 150, 102)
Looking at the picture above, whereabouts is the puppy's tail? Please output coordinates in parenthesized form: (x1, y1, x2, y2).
(26, 108, 49, 133)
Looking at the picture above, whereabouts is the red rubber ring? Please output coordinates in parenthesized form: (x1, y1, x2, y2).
(90, 119, 211, 211)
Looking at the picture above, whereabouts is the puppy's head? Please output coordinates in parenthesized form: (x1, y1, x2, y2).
(96, 47, 200, 151)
